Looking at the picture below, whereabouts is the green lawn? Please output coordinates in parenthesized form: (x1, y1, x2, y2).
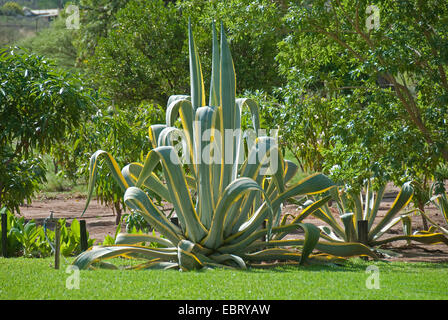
(1, 257, 447, 300)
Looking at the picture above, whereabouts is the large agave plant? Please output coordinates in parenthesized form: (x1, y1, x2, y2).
(310, 180, 448, 247)
(73, 22, 377, 271)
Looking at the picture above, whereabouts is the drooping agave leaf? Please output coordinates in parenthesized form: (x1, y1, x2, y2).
(271, 173, 335, 208)
(371, 233, 448, 246)
(148, 124, 167, 149)
(167, 94, 190, 107)
(136, 147, 208, 242)
(202, 177, 273, 249)
(165, 98, 195, 176)
(246, 239, 378, 260)
(235, 98, 260, 132)
(82, 150, 129, 217)
(240, 223, 320, 265)
(274, 196, 332, 240)
(114, 233, 174, 247)
(129, 261, 179, 270)
(313, 241, 379, 259)
(209, 253, 247, 269)
(123, 187, 182, 244)
(73, 245, 178, 270)
(121, 162, 171, 202)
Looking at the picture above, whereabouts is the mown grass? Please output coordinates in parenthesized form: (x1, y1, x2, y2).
(1, 257, 447, 300)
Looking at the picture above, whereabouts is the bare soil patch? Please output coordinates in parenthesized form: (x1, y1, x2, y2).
(18, 188, 448, 263)
(19, 193, 118, 243)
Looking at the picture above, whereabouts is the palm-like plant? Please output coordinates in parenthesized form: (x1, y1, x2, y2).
(310, 180, 448, 248)
(73, 22, 377, 271)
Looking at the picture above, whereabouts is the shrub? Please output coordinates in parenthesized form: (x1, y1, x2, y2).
(1, 2, 24, 16)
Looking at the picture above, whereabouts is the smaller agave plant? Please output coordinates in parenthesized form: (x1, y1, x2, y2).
(417, 183, 448, 238)
(73, 21, 377, 271)
(309, 179, 448, 248)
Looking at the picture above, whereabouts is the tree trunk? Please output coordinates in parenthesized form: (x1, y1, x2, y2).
(114, 201, 122, 225)
(418, 202, 429, 231)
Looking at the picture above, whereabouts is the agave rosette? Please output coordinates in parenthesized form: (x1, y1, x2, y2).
(310, 180, 448, 248)
(73, 22, 377, 271)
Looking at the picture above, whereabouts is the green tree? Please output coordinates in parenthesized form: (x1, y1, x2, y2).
(53, 101, 164, 224)
(78, 0, 286, 107)
(274, 0, 448, 228)
(178, 0, 287, 94)
(0, 47, 96, 212)
(0, 2, 24, 15)
(276, 0, 448, 182)
(16, 15, 80, 72)
(85, 0, 188, 106)
(76, 0, 131, 61)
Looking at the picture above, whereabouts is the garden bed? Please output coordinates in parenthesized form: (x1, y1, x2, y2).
(18, 189, 448, 263)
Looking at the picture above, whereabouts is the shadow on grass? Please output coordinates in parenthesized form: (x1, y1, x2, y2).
(80, 256, 448, 274)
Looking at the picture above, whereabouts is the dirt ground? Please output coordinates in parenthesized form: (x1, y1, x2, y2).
(18, 187, 448, 263)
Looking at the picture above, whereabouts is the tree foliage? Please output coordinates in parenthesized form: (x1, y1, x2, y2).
(77, 0, 286, 107)
(52, 101, 164, 224)
(275, 0, 448, 191)
(0, 47, 95, 212)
